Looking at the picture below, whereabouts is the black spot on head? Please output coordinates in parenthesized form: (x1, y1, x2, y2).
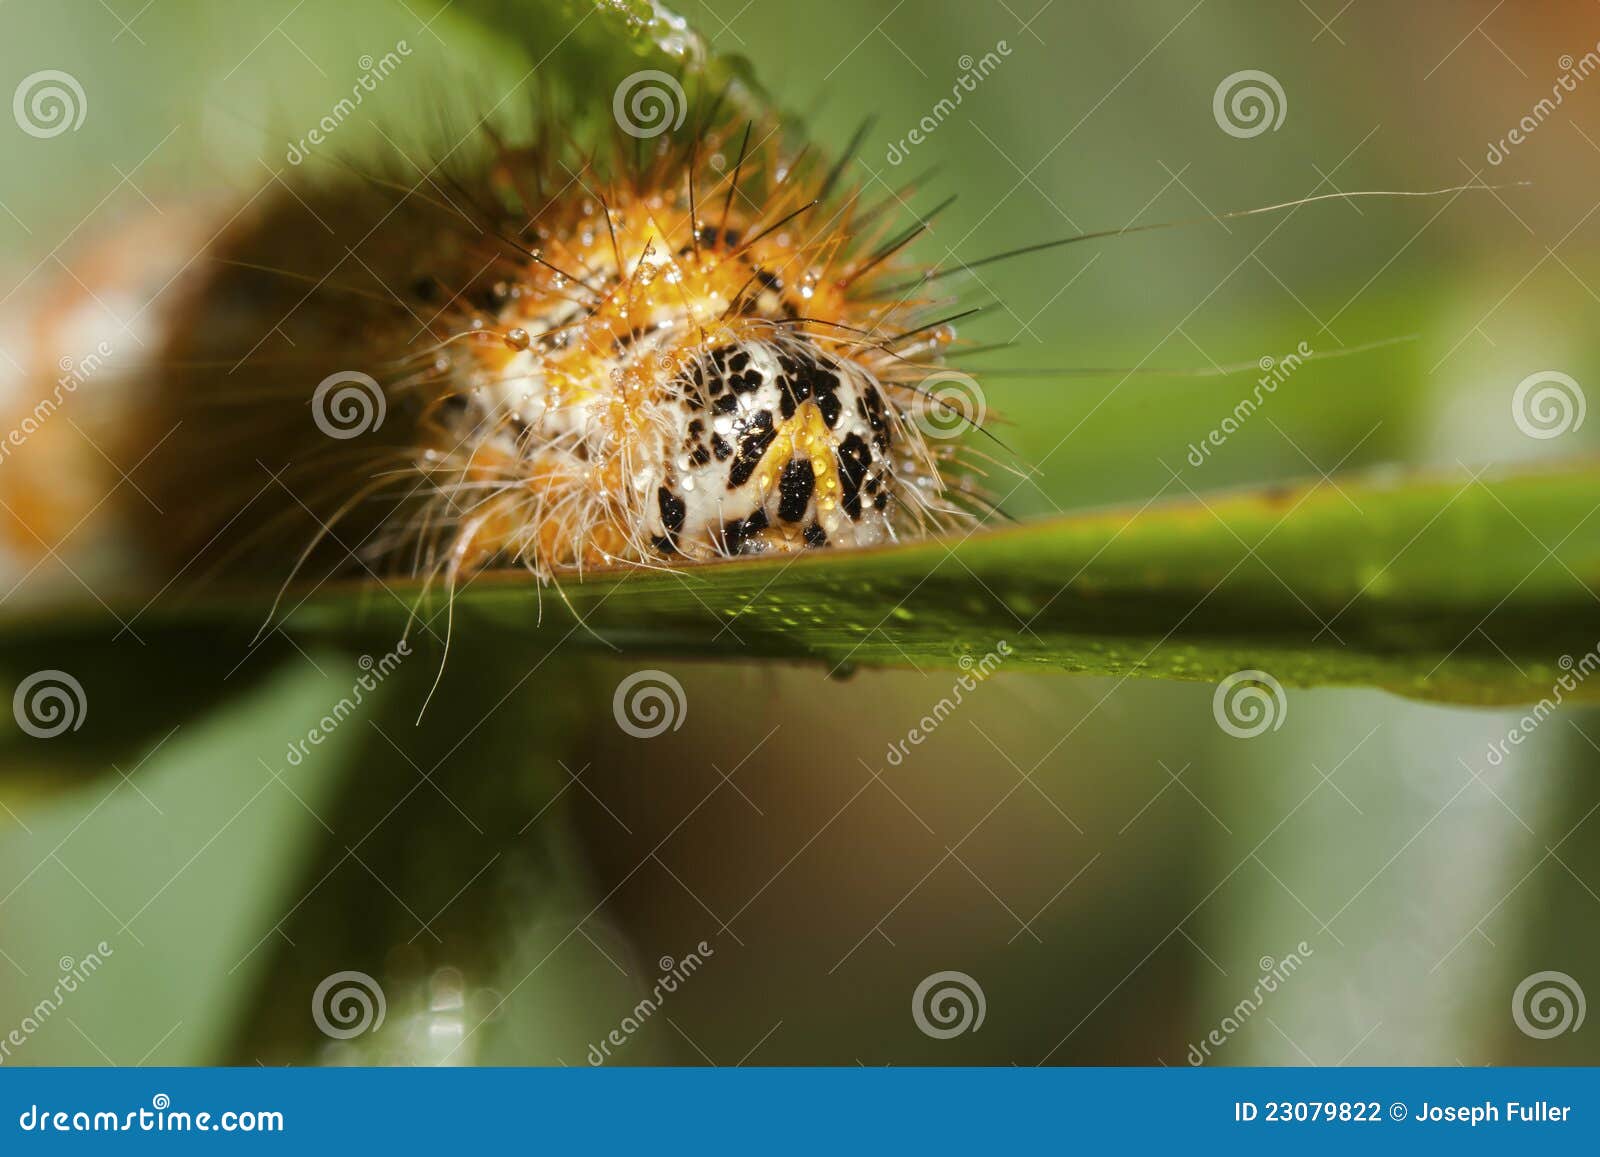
(777, 348, 846, 427)
(728, 410, 777, 487)
(860, 385, 891, 451)
(711, 433, 733, 461)
(777, 370, 807, 419)
(657, 486, 686, 535)
(672, 362, 708, 406)
(803, 523, 828, 547)
(777, 458, 815, 524)
(863, 385, 886, 421)
(814, 375, 842, 427)
(721, 508, 769, 554)
(836, 433, 872, 520)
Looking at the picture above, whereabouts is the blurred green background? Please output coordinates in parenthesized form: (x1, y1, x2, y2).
(0, 0, 1597, 1065)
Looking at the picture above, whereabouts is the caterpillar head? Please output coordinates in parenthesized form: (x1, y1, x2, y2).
(643, 332, 914, 557)
(429, 136, 978, 576)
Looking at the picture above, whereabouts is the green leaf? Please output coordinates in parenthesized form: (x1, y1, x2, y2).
(6, 463, 1594, 712)
(444, 0, 761, 123)
(290, 462, 1600, 705)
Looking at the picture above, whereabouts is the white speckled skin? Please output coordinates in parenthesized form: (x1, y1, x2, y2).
(642, 336, 900, 556)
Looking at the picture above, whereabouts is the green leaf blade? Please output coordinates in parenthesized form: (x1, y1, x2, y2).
(243, 462, 1599, 706)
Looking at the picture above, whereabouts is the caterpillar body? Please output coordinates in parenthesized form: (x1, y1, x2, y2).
(6, 111, 986, 602)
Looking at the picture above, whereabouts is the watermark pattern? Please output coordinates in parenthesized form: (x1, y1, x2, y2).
(12, 70, 86, 139)
(1511, 370, 1585, 440)
(312, 970, 387, 1040)
(1484, 646, 1600, 767)
(1212, 69, 1286, 139)
(586, 942, 714, 1063)
(915, 370, 987, 440)
(1186, 341, 1311, 466)
(1487, 45, 1600, 165)
(885, 41, 1013, 165)
(1211, 669, 1286, 739)
(912, 970, 986, 1039)
(285, 41, 413, 165)
(284, 642, 410, 766)
(884, 641, 1011, 766)
(1512, 970, 1585, 1039)
(612, 669, 687, 738)
(612, 70, 687, 139)
(312, 371, 387, 439)
(12, 670, 86, 739)
(0, 943, 113, 1065)
(0, 341, 114, 465)
(1187, 942, 1313, 1063)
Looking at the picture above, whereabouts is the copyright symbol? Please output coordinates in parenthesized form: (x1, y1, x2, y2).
(1389, 1103, 1407, 1121)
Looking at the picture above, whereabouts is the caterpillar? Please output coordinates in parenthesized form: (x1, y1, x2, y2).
(0, 83, 1507, 611)
(0, 106, 993, 608)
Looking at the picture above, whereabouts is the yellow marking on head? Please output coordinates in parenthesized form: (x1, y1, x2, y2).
(742, 399, 842, 507)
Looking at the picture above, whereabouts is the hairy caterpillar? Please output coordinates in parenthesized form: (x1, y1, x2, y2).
(94, 109, 988, 602)
(0, 86, 1507, 610)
